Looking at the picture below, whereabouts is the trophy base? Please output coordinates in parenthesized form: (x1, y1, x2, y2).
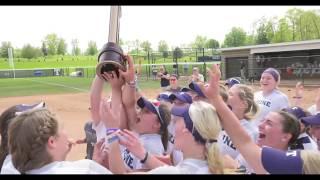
(96, 60, 126, 81)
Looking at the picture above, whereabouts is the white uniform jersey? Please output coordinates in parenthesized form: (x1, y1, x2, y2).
(166, 120, 183, 165)
(198, 74, 204, 82)
(148, 158, 210, 174)
(92, 121, 107, 143)
(307, 104, 320, 115)
(218, 119, 258, 159)
(290, 132, 318, 151)
(1, 156, 111, 174)
(0, 155, 20, 174)
(166, 120, 175, 155)
(253, 90, 289, 127)
(235, 154, 255, 174)
(121, 133, 164, 170)
(27, 160, 111, 174)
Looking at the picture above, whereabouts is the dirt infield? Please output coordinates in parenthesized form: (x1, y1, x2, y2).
(0, 85, 319, 161)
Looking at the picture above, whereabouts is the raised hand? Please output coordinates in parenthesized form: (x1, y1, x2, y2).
(295, 81, 304, 98)
(117, 129, 146, 160)
(119, 55, 135, 83)
(102, 71, 124, 90)
(92, 138, 109, 168)
(101, 98, 119, 128)
(316, 88, 320, 111)
(199, 64, 221, 101)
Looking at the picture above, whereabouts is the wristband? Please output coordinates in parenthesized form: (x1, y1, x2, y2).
(140, 151, 149, 164)
(106, 128, 119, 135)
(127, 80, 136, 88)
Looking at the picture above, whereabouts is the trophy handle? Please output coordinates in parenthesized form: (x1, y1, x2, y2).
(97, 6, 125, 80)
(108, 6, 121, 44)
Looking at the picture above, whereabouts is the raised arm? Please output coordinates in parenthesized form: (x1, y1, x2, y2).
(118, 129, 167, 170)
(119, 55, 138, 130)
(90, 75, 105, 126)
(292, 81, 304, 107)
(101, 71, 124, 129)
(201, 64, 267, 174)
(101, 100, 127, 174)
(315, 88, 320, 112)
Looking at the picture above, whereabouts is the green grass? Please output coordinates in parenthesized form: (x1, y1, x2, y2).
(0, 56, 97, 69)
(0, 53, 215, 70)
(0, 77, 165, 98)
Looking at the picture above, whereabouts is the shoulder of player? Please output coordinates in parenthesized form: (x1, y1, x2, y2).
(271, 89, 289, 99)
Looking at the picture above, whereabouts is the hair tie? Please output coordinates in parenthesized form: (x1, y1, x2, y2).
(207, 139, 217, 144)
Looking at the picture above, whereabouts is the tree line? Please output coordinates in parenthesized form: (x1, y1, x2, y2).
(1, 8, 319, 59)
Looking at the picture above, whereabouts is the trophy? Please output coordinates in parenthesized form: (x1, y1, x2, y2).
(96, 6, 126, 80)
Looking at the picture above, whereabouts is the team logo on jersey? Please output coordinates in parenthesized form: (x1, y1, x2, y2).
(222, 134, 236, 150)
(169, 133, 175, 144)
(123, 149, 134, 169)
(286, 151, 297, 157)
(256, 100, 271, 107)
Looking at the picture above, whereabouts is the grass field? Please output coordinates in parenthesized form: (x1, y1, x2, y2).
(0, 55, 203, 70)
(0, 76, 175, 98)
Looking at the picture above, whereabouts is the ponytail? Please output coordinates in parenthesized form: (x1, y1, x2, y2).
(206, 142, 224, 174)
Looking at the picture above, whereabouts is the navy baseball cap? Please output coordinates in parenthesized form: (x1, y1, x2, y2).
(15, 102, 46, 115)
(181, 87, 191, 92)
(171, 104, 206, 144)
(137, 97, 165, 127)
(261, 146, 303, 174)
(282, 106, 307, 120)
(157, 92, 172, 102)
(225, 78, 240, 88)
(169, 92, 193, 104)
(188, 82, 206, 98)
(301, 113, 320, 126)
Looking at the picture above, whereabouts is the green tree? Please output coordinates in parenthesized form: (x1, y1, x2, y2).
(285, 8, 303, 41)
(21, 44, 42, 59)
(86, 41, 98, 56)
(41, 42, 48, 56)
(255, 22, 270, 44)
(134, 39, 140, 53)
(57, 38, 67, 55)
(140, 40, 152, 52)
(158, 40, 169, 52)
(173, 47, 183, 60)
(245, 34, 255, 45)
(283, 8, 320, 41)
(272, 18, 292, 43)
(0, 41, 13, 58)
(158, 40, 169, 59)
(162, 51, 169, 59)
(192, 35, 207, 49)
(205, 39, 219, 49)
(44, 33, 59, 55)
(71, 39, 81, 56)
(14, 48, 22, 58)
(265, 18, 277, 42)
(223, 27, 247, 47)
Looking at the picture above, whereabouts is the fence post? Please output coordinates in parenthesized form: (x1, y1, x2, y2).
(203, 48, 207, 82)
(147, 51, 150, 79)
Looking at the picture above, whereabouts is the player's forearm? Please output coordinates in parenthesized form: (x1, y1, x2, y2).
(90, 75, 104, 125)
(122, 84, 136, 107)
(121, 84, 138, 130)
(108, 142, 127, 174)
